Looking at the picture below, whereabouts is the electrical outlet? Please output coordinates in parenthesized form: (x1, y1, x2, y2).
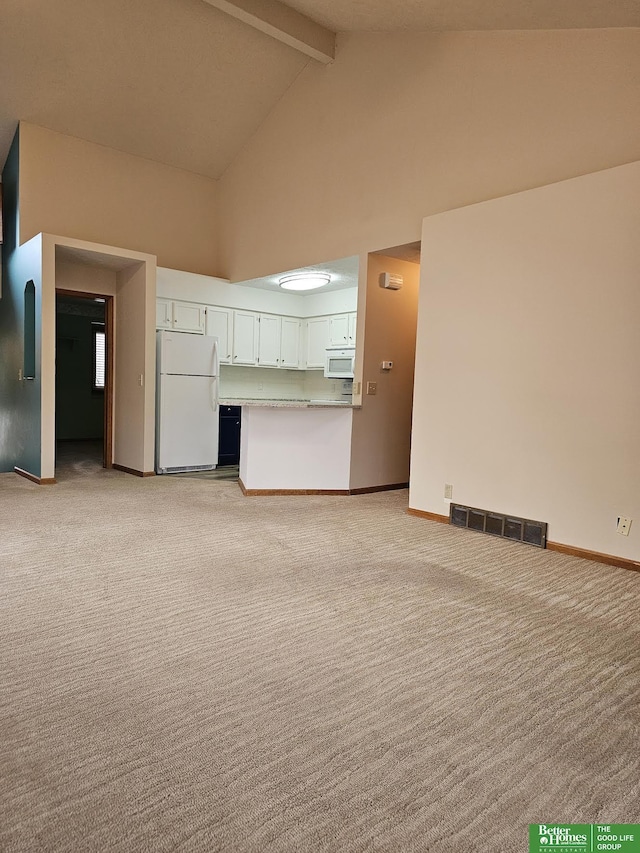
(18, 368, 23, 381)
(444, 484, 453, 500)
(257, 382, 263, 391)
(617, 516, 632, 536)
(352, 381, 361, 395)
(366, 381, 377, 395)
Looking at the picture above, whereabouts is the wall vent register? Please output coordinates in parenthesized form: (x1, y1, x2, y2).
(449, 503, 547, 548)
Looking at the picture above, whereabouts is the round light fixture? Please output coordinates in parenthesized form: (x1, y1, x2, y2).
(279, 272, 331, 291)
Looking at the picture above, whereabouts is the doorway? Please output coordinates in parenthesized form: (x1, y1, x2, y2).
(55, 290, 114, 472)
(348, 242, 421, 492)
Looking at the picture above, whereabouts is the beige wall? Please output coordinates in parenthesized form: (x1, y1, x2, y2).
(56, 259, 118, 297)
(19, 123, 219, 276)
(349, 254, 420, 490)
(218, 29, 640, 281)
(411, 160, 640, 561)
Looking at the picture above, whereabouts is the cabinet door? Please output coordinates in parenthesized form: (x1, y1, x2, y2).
(329, 314, 350, 347)
(348, 312, 357, 345)
(232, 310, 259, 365)
(156, 299, 173, 329)
(173, 301, 205, 334)
(257, 314, 281, 367)
(306, 317, 330, 368)
(280, 317, 301, 369)
(205, 307, 233, 363)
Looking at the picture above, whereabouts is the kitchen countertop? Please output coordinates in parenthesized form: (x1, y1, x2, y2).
(219, 398, 358, 409)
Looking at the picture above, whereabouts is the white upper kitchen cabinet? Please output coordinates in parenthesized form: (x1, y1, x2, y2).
(257, 314, 281, 367)
(232, 310, 259, 365)
(305, 316, 330, 369)
(280, 317, 301, 369)
(173, 301, 205, 334)
(328, 314, 350, 347)
(348, 312, 357, 345)
(156, 299, 173, 330)
(205, 306, 233, 363)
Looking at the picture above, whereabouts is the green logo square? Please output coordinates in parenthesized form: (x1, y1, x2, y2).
(594, 826, 640, 853)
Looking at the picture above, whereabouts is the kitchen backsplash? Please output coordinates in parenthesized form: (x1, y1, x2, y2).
(220, 366, 344, 401)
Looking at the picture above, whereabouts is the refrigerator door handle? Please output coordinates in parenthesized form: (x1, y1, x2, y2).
(212, 337, 220, 411)
(212, 337, 219, 378)
(211, 375, 219, 412)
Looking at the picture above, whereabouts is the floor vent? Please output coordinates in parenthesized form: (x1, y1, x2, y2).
(449, 503, 547, 548)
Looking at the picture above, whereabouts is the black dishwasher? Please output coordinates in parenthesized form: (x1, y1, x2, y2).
(218, 405, 241, 466)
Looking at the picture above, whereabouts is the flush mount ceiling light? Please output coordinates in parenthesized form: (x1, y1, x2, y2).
(279, 272, 331, 291)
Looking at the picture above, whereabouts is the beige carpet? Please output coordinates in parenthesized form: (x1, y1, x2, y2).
(1, 460, 639, 852)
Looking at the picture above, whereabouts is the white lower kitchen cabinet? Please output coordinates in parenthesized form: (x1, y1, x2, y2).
(205, 306, 233, 363)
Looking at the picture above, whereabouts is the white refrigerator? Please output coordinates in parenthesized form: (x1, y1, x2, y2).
(156, 330, 219, 474)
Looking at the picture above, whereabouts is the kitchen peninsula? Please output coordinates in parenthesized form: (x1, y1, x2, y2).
(220, 398, 356, 494)
(156, 263, 362, 492)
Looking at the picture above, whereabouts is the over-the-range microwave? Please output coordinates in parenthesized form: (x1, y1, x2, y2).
(324, 347, 355, 379)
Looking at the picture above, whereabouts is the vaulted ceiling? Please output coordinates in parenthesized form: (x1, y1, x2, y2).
(1, 0, 639, 180)
(283, 0, 640, 33)
(0, 0, 308, 179)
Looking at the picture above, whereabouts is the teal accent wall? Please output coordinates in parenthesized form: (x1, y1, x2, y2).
(55, 306, 105, 440)
(0, 127, 43, 476)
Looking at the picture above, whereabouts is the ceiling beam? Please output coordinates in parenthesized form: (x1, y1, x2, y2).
(202, 0, 335, 64)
